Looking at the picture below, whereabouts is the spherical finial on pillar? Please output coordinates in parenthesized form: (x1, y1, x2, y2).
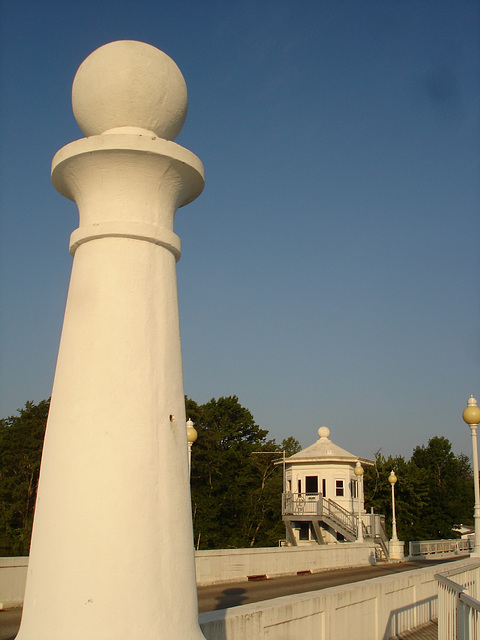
(72, 40, 188, 139)
(318, 426, 330, 439)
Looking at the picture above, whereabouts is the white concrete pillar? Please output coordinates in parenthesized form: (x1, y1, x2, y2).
(17, 41, 205, 640)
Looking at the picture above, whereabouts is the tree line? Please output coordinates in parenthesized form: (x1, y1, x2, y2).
(0, 397, 474, 555)
(363, 437, 474, 543)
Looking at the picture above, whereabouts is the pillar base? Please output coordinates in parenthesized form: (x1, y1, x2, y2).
(389, 540, 405, 561)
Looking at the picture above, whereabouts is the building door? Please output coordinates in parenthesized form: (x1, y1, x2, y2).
(305, 476, 318, 494)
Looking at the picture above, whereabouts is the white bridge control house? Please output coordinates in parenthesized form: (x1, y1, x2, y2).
(281, 427, 393, 560)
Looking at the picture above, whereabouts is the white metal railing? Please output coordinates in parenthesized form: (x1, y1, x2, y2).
(410, 538, 474, 558)
(324, 498, 356, 536)
(281, 493, 357, 535)
(282, 492, 322, 516)
(458, 592, 480, 639)
(282, 494, 389, 543)
(436, 562, 480, 639)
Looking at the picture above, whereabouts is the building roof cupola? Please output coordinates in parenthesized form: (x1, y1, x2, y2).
(286, 426, 370, 465)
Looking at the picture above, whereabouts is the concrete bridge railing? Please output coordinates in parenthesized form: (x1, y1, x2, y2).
(200, 558, 473, 640)
(1, 555, 475, 638)
(0, 543, 377, 607)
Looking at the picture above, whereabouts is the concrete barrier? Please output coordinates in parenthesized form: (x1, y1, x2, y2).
(0, 557, 28, 609)
(0, 543, 377, 606)
(195, 542, 377, 586)
(199, 558, 472, 640)
(1, 548, 467, 638)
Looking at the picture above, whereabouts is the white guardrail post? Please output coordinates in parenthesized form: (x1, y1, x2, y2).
(435, 562, 480, 640)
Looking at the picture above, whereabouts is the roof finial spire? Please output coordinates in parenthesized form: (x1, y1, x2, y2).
(318, 426, 330, 440)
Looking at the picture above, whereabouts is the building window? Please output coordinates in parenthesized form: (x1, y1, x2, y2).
(322, 478, 327, 497)
(305, 476, 318, 494)
(335, 480, 344, 497)
(299, 523, 310, 540)
(298, 479, 302, 494)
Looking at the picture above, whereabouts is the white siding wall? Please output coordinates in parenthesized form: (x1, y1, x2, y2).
(286, 462, 363, 514)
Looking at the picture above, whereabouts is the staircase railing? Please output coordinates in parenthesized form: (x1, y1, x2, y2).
(363, 513, 390, 560)
(323, 498, 356, 536)
(282, 493, 357, 534)
(282, 493, 389, 548)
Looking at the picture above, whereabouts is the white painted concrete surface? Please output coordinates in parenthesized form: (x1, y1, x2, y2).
(72, 40, 188, 139)
(16, 41, 205, 640)
(389, 539, 406, 561)
(0, 558, 28, 610)
(199, 558, 472, 640)
(0, 545, 376, 606)
(1, 556, 473, 638)
(195, 542, 377, 586)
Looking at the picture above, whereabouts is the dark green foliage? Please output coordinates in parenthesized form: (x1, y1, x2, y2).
(364, 437, 474, 545)
(0, 399, 50, 555)
(187, 396, 301, 549)
(364, 453, 429, 545)
(0, 396, 475, 554)
(410, 437, 474, 539)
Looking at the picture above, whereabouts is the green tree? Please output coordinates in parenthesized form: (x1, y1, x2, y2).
(281, 436, 302, 457)
(187, 396, 300, 549)
(364, 437, 474, 545)
(364, 452, 429, 545)
(0, 399, 50, 555)
(410, 436, 474, 539)
(4, 397, 472, 554)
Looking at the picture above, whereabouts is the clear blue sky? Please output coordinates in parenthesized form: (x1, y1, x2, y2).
(1, 0, 479, 463)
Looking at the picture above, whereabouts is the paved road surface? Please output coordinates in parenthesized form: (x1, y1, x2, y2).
(0, 557, 462, 639)
(0, 610, 20, 640)
(197, 557, 456, 613)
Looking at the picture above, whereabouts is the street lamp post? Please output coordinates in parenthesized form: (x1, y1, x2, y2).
(462, 395, 480, 557)
(186, 419, 198, 476)
(387, 470, 404, 560)
(388, 470, 398, 542)
(354, 461, 364, 543)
